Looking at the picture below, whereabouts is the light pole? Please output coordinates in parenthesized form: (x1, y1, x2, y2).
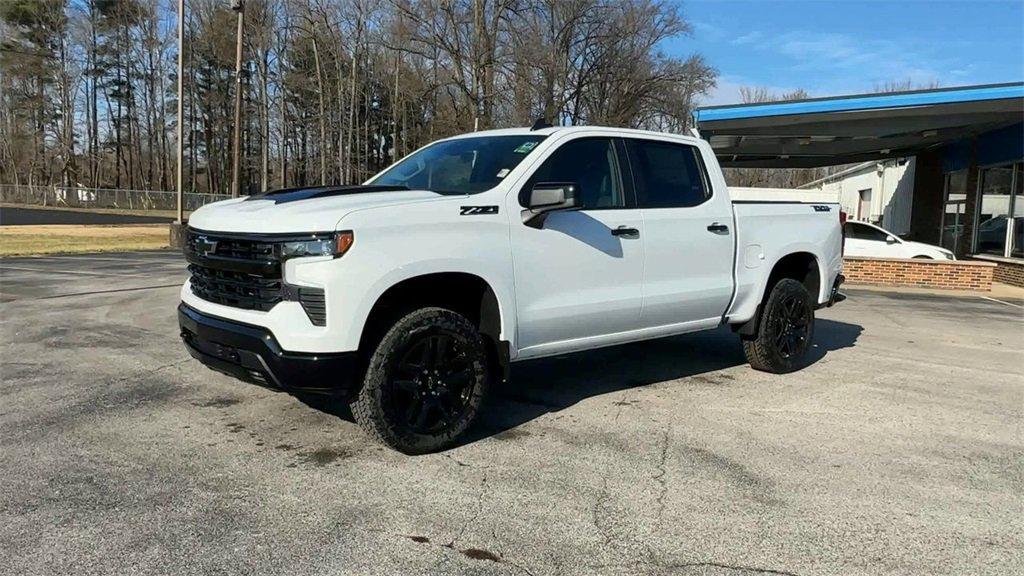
(176, 0, 184, 223)
(230, 0, 245, 197)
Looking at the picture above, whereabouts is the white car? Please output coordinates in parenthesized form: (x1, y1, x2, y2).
(179, 125, 845, 453)
(843, 221, 955, 260)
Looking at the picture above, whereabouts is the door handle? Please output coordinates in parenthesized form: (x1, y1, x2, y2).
(707, 222, 729, 233)
(611, 226, 640, 238)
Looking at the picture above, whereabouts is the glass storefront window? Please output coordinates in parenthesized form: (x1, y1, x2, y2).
(941, 170, 968, 252)
(975, 162, 1022, 257)
(1012, 164, 1024, 258)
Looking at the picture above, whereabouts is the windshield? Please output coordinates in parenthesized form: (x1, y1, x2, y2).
(372, 135, 547, 195)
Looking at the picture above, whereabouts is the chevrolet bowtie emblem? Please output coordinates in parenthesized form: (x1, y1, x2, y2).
(194, 236, 218, 256)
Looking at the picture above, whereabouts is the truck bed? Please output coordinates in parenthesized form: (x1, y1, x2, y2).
(726, 200, 845, 324)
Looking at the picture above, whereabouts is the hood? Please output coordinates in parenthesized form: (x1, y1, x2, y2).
(904, 240, 954, 258)
(187, 187, 445, 233)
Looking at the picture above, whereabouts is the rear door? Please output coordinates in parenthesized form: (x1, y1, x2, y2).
(625, 138, 735, 330)
(509, 136, 644, 357)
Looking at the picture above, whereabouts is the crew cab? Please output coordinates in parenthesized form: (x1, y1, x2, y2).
(179, 126, 845, 453)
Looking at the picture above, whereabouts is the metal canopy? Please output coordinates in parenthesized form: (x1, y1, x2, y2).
(693, 83, 1024, 168)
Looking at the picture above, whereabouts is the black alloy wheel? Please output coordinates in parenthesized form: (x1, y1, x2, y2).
(742, 278, 816, 373)
(352, 307, 490, 454)
(770, 292, 811, 359)
(387, 332, 476, 435)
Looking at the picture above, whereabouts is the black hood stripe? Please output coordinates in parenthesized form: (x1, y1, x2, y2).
(246, 185, 411, 204)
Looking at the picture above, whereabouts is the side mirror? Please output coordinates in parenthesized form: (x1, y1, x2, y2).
(886, 235, 898, 244)
(522, 182, 580, 228)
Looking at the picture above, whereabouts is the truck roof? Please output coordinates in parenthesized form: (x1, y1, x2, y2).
(445, 125, 702, 146)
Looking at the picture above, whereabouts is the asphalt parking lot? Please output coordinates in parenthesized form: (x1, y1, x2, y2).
(0, 206, 173, 226)
(1, 251, 1021, 576)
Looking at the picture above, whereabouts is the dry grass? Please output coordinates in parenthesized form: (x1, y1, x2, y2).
(0, 224, 169, 256)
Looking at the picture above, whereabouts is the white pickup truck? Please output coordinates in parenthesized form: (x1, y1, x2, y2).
(179, 126, 845, 453)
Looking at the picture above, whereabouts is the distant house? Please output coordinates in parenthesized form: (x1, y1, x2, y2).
(798, 159, 916, 237)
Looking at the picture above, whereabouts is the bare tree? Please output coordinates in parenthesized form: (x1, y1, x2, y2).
(0, 0, 718, 195)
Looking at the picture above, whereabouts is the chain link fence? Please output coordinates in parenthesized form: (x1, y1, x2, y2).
(0, 184, 230, 212)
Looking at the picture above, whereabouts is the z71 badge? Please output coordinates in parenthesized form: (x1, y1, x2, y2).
(460, 206, 499, 215)
(812, 205, 832, 212)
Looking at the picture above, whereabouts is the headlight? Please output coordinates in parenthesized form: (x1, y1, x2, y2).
(277, 231, 354, 259)
(943, 251, 955, 260)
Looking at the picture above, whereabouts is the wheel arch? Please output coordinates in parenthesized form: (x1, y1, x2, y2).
(765, 251, 821, 303)
(357, 270, 512, 380)
(733, 251, 822, 338)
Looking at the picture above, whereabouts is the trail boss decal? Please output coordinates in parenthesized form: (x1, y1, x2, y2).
(460, 206, 499, 215)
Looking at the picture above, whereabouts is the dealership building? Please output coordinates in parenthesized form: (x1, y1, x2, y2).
(694, 82, 1024, 287)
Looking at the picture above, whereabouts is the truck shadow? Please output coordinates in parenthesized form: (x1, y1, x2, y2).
(295, 318, 862, 451)
(461, 318, 863, 447)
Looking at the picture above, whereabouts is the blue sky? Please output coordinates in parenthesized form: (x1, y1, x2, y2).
(664, 0, 1024, 105)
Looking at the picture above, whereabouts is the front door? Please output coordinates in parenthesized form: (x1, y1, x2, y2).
(509, 136, 644, 357)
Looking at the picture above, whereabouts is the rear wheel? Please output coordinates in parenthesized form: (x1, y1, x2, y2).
(742, 278, 815, 373)
(351, 307, 490, 454)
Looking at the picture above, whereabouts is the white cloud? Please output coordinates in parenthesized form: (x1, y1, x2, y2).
(697, 75, 803, 106)
(731, 31, 763, 46)
(689, 19, 727, 43)
(722, 29, 952, 95)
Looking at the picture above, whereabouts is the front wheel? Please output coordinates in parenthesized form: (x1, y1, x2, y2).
(351, 307, 490, 454)
(742, 278, 815, 373)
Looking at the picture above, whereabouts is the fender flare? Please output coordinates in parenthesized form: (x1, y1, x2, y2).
(351, 259, 517, 354)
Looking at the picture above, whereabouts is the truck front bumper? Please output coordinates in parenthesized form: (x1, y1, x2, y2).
(178, 303, 359, 396)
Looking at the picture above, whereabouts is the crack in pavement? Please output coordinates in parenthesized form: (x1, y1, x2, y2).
(111, 357, 191, 385)
(660, 560, 801, 575)
(612, 390, 632, 423)
(447, 473, 488, 549)
(585, 559, 801, 576)
(653, 423, 672, 523)
(590, 475, 615, 548)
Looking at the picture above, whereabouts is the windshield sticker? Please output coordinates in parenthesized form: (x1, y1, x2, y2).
(513, 141, 538, 154)
(496, 168, 510, 179)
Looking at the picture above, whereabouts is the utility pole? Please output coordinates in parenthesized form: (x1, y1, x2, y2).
(176, 0, 184, 222)
(230, 0, 245, 197)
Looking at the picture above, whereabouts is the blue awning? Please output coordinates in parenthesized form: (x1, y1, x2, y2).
(693, 83, 1024, 168)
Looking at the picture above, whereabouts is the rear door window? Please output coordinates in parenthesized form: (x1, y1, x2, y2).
(626, 139, 710, 208)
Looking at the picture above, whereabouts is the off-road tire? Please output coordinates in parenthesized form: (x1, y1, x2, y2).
(743, 278, 815, 374)
(351, 307, 490, 454)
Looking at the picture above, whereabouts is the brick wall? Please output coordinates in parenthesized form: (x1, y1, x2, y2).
(991, 260, 1024, 287)
(843, 257, 995, 291)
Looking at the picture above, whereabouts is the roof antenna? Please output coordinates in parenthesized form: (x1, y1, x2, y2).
(530, 117, 553, 131)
